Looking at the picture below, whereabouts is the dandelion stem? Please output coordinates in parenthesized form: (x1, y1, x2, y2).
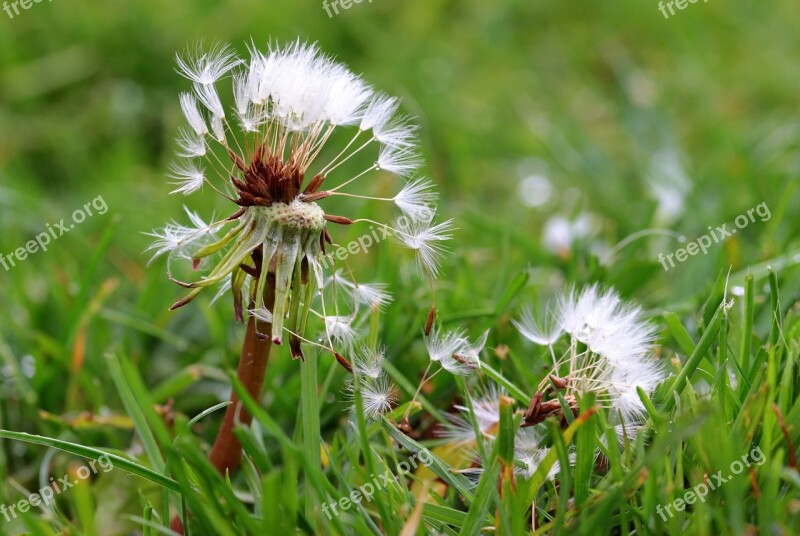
(209, 274, 275, 474)
(170, 275, 275, 535)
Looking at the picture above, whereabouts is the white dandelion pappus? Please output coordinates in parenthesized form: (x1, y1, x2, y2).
(512, 305, 562, 346)
(179, 92, 208, 136)
(176, 128, 207, 158)
(394, 178, 438, 222)
(145, 207, 219, 262)
(248, 307, 274, 324)
(352, 345, 386, 379)
(175, 42, 241, 85)
(514, 428, 566, 480)
(336, 275, 393, 310)
(424, 327, 465, 364)
(395, 217, 456, 277)
(442, 330, 487, 375)
(168, 160, 206, 196)
(324, 315, 358, 349)
(377, 144, 422, 177)
(345, 345, 397, 421)
(355, 375, 398, 421)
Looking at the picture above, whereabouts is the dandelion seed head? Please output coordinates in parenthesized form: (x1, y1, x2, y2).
(152, 40, 444, 356)
(517, 284, 665, 426)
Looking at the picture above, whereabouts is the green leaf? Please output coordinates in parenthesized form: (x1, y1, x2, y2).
(0, 430, 182, 493)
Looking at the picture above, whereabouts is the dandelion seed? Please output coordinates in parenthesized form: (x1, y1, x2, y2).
(377, 144, 422, 177)
(394, 178, 438, 222)
(512, 306, 562, 346)
(514, 428, 565, 480)
(395, 217, 456, 277)
(337, 275, 393, 310)
(176, 128, 207, 158)
(439, 331, 485, 376)
(248, 307, 274, 324)
(439, 385, 504, 443)
(194, 82, 226, 119)
(168, 160, 205, 195)
(424, 327, 465, 364)
(374, 116, 419, 149)
(360, 93, 399, 133)
(176, 42, 241, 85)
(352, 345, 386, 380)
(324, 315, 357, 349)
(179, 92, 208, 136)
(145, 207, 217, 261)
(354, 375, 397, 421)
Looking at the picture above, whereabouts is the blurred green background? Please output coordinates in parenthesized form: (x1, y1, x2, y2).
(1, 0, 799, 531)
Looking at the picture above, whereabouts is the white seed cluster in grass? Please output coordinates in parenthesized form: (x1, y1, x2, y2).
(515, 284, 665, 428)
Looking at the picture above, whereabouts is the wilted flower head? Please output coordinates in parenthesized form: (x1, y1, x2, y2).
(149, 40, 452, 360)
(515, 284, 664, 426)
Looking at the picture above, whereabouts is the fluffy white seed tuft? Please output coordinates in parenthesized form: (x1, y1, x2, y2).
(176, 42, 241, 85)
(168, 160, 205, 196)
(395, 217, 455, 277)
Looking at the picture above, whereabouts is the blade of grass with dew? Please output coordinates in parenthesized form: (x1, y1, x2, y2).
(480, 362, 529, 403)
(572, 392, 596, 510)
(495, 396, 519, 534)
(663, 312, 696, 355)
(740, 273, 755, 373)
(68, 462, 96, 535)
